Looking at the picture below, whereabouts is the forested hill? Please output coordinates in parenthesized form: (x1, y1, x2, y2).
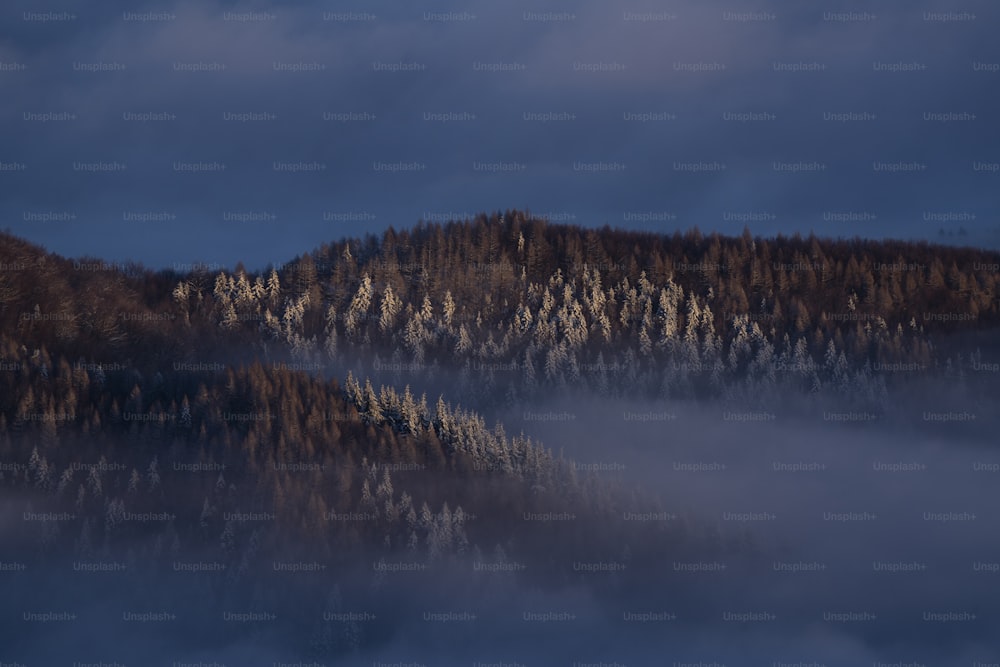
(2, 213, 998, 657)
(2, 211, 999, 407)
(300, 211, 1000, 339)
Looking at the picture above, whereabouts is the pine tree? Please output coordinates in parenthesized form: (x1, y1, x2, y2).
(147, 456, 160, 492)
(400, 386, 420, 433)
(639, 325, 653, 357)
(213, 272, 231, 305)
(442, 290, 456, 328)
(345, 274, 373, 337)
(221, 302, 239, 330)
(360, 479, 375, 515)
(345, 372, 363, 406)
(792, 338, 811, 374)
(34, 456, 50, 490)
(455, 325, 472, 354)
(323, 305, 338, 358)
(399, 491, 414, 528)
(419, 501, 433, 529)
(172, 281, 190, 320)
(362, 379, 382, 424)
(544, 345, 562, 382)
(433, 397, 456, 458)
(824, 338, 838, 374)
(375, 468, 394, 504)
(57, 467, 74, 497)
(452, 506, 470, 553)
(267, 268, 281, 307)
(379, 285, 402, 332)
(514, 303, 533, 334)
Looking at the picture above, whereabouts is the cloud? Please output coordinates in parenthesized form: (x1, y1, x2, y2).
(2, 0, 998, 267)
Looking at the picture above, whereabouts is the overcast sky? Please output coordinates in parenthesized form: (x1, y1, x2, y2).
(2, 0, 998, 269)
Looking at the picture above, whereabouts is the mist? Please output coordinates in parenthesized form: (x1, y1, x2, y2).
(4, 376, 999, 665)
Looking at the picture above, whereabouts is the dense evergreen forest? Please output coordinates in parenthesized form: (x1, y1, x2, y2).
(4, 211, 999, 405)
(1, 212, 998, 660)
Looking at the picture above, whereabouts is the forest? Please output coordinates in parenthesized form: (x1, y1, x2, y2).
(3, 211, 998, 409)
(1, 212, 999, 663)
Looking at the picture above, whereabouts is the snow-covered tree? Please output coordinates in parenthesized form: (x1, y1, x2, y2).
(455, 325, 472, 354)
(172, 281, 190, 309)
(345, 274, 374, 337)
(379, 285, 402, 332)
(442, 290, 456, 328)
(267, 268, 281, 307)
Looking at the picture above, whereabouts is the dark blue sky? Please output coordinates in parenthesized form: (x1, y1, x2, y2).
(2, 0, 998, 270)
